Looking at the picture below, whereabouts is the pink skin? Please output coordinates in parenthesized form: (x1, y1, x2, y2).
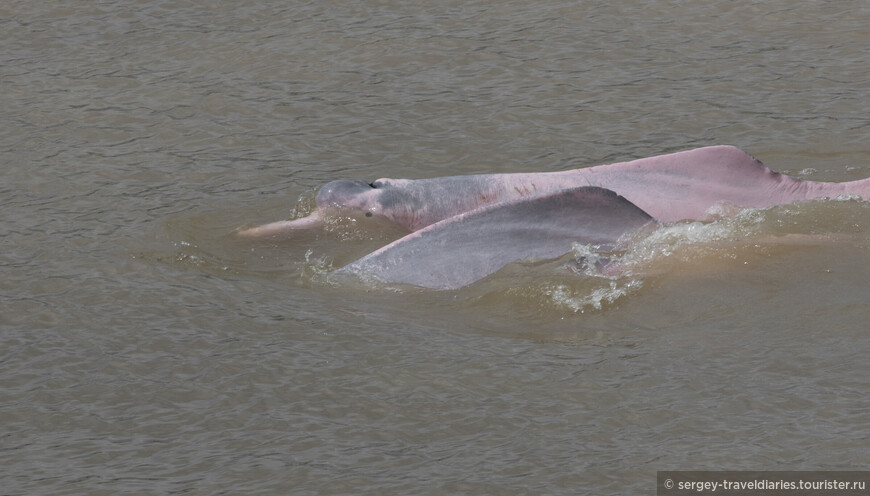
(235, 210, 324, 237)
(237, 145, 870, 238)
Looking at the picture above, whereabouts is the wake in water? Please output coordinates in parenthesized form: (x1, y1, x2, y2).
(473, 197, 869, 313)
(527, 210, 770, 313)
(163, 193, 868, 313)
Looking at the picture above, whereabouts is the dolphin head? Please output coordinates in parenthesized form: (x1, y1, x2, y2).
(315, 179, 397, 219)
(314, 178, 428, 230)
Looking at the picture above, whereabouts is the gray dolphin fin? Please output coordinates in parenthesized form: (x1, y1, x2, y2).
(336, 186, 656, 290)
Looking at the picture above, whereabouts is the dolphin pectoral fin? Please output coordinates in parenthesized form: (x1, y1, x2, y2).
(235, 210, 324, 238)
(336, 186, 657, 290)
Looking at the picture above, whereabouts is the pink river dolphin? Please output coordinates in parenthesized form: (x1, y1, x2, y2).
(238, 145, 870, 289)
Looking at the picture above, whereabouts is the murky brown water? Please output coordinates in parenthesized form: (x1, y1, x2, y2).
(2, 1, 869, 494)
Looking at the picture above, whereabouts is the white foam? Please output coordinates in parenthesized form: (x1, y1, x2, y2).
(543, 279, 644, 313)
(537, 208, 771, 312)
(300, 248, 335, 282)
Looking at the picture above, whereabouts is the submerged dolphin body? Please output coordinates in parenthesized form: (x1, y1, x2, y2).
(239, 145, 870, 289)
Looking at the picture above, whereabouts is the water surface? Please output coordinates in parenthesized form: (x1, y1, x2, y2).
(2, 1, 869, 494)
